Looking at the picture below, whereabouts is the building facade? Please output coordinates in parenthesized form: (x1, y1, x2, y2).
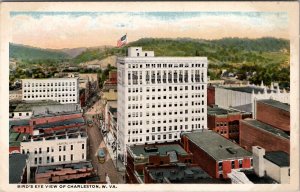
(117, 47, 208, 158)
(181, 131, 253, 179)
(22, 78, 79, 104)
(20, 128, 87, 167)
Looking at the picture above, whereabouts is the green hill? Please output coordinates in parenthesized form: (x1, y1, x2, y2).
(9, 43, 69, 62)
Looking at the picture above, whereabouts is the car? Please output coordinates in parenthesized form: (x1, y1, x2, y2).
(98, 148, 106, 164)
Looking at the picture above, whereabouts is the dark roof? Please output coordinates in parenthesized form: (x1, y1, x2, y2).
(9, 132, 30, 147)
(35, 117, 85, 129)
(183, 131, 252, 161)
(224, 86, 276, 94)
(147, 164, 218, 184)
(36, 161, 93, 174)
(231, 103, 252, 113)
(9, 119, 30, 128)
(32, 110, 81, 118)
(9, 153, 28, 183)
(208, 106, 240, 116)
(241, 119, 290, 140)
(10, 100, 61, 112)
(258, 99, 290, 112)
(241, 169, 277, 184)
(264, 151, 290, 167)
(129, 144, 188, 158)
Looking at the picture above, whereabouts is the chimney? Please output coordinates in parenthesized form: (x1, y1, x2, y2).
(252, 146, 265, 177)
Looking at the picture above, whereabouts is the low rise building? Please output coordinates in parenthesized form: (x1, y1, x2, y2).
(126, 143, 193, 183)
(144, 164, 218, 184)
(9, 153, 30, 184)
(240, 119, 290, 154)
(9, 131, 30, 153)
(208, 106, 245, 143)
(20, 128, 87, 167)
(181, 131, 253, 179)
(252, 146, 290, 183)
(35, 161, 94, 184)
(256, 99, 290, 132)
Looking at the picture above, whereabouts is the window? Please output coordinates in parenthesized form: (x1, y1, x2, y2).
(218, 161, 223, 171)
(59, 146, 62, 151)
(34, 157, 38, 165)
(39, 148, 42, 154)
(63, 146, 66, 151)
(82, 144, 85, 149)
(82, 153, 85, 159)
(239, 159, 243, 168)
(59, 155, 61, 161)
(63, 155, 66, 161)
(71, 154, 73, 161)
(231, 161, 235, 169)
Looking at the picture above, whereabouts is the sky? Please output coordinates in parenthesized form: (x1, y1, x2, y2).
(10, 11, 289, 49)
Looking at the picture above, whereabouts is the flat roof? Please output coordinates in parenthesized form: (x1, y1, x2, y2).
(258, 99, 290, 112)
(264, 151, 290, 167)
(35, 117, 85, 129)
(9, 132, 30, 147)
(241, 119, 290, 140)
(32, 110, 82, 118)
(9, 153, 28, 183)
(241, 169, 277, 184)
(223, 86, 275, 94)
(36, 161, 92, 174)
(9, 119, 30, 127)
(183, 131, 252, 161)
(208, 106, 240, 115)
(231, 103, 252, 113)
(129, 144, 188, 158)
(10, 100, 61, 112)
(147, 164, 216, 184)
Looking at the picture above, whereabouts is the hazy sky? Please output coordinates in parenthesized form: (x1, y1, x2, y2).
(11, 11, 289, 49)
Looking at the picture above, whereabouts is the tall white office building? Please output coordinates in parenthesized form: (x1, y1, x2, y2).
(22, 78, 79, 104)
(117, 47, 208, 157)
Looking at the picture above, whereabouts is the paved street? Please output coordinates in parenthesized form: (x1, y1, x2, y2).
(85, 94, 125, 184)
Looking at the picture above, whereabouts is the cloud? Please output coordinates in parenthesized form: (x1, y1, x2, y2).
(11, 12, 289, 49)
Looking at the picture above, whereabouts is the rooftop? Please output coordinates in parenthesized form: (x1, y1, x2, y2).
(241, 119, 290, 140)
(231, 103, 252, 113)
(36, 161, 93, 174)
(35, 117, 85, 130)
(240, 169, 277, 184)
(258, 99, 290, 112)
(146, 164, 221, 184)
(264, 151, 290, 167)
(10, 100, 61, 112)
(32, 110, 82, 119)
(9, 119, 30, 128)
(9, 153, 28, 183)
(129, 143, 188, 158)
(208, 106, 240, 116)
(9, 132, 30, 147)
(183, 131, 252, 161)
(25, 127, 87, 142)
(223, 86, 275, 94)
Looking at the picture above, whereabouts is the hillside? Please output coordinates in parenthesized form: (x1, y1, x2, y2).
(9, 43, 69, 60)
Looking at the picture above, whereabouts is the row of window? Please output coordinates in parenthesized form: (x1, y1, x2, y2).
(24, 88, 76, 92)
(128, 133, 180, 143)
(23, 93, 76, 98)
(33, 154, 84, 165)
(128, 116, 205, 126)
(127, 108, 205, 118)
(24, 82, 76, 87)
(128, 85, 205, 93)
(128, 63, 206, 69)
(23, 144, 85, 154)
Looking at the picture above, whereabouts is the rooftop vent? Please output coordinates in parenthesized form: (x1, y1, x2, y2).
(144, 146, 158, 153)
(226, 147, 237, 154)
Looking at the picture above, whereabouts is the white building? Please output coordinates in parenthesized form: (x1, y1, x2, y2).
(21, 78, 79, 104)
(215, 82, 289, 117)
(9, 90, 22, 101)
(252, 146, 290, 184)
(117, 47, 208, 158)
(20, 128, 87, 167)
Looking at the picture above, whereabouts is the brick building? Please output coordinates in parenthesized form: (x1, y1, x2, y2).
(126, 143, 193, 183)
(240, 119, 290, 154)
(256, 99, 290, 132)
(207, 106, 242, 143)
(207, 85, 215, 107)
(181, 131, 253, 179)
(35, 161, 94, 183)
(144, 164, 217, 183)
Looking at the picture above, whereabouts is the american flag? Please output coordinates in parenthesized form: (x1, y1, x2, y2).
(117, 34, 127, 48)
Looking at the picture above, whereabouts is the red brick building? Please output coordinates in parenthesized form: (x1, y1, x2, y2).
(240, 119, 290, 154)
(207, 85, 215, 107)
(207, 106, 242, 143)
(181, 131, 253, 179)
(256, 99, 290, 132)
(126, 143, 193, 183)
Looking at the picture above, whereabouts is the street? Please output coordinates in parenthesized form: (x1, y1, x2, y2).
(85, 94, 125, 184)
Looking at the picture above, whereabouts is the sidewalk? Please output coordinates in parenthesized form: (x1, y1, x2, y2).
(99, 122, 125, 172)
